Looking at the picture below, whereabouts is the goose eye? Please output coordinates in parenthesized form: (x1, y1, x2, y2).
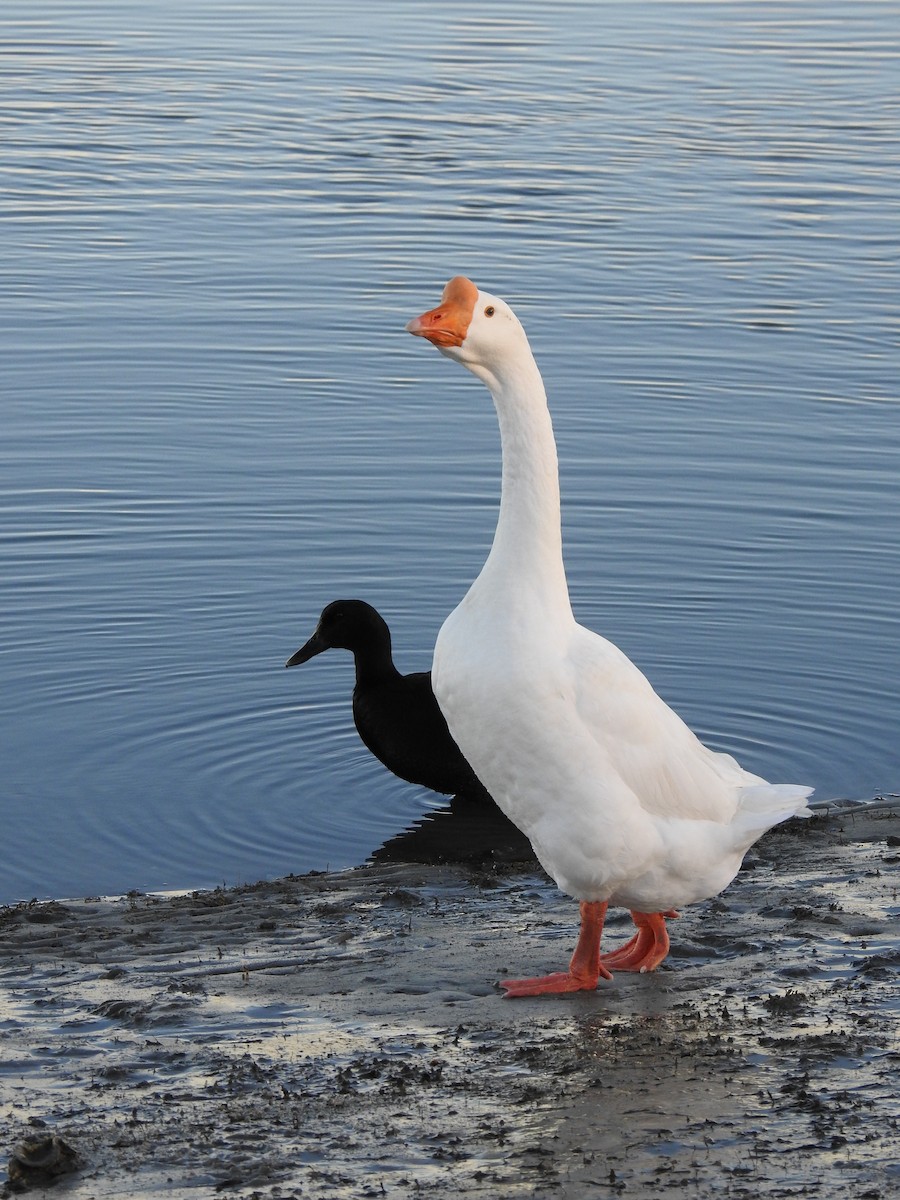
(484, 305, 495, 317)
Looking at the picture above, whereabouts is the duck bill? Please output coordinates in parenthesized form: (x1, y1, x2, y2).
(285, 631, 326, 668)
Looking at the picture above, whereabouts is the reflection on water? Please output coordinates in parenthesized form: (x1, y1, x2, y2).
(1, 1, 898, 902)
(371, 795, 535, 867)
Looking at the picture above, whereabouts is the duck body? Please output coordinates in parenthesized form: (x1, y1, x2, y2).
(407, 276, 812, 992)
(286, 599, 491, 801)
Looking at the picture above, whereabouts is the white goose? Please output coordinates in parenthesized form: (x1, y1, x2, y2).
(406, 276, 813, 998)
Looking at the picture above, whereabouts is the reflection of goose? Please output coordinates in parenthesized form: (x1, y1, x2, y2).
(407, 277, 813, 997)
(286, 600, 491, 801)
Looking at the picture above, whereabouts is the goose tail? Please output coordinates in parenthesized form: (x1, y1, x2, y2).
(734, 783, 814, 835)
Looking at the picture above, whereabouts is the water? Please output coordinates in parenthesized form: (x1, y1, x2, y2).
(1, 1, 898, 904)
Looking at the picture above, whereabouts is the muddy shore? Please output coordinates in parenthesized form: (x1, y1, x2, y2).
(1, 802, 898, 1198)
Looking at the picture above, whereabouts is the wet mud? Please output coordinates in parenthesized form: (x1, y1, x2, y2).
(1, 803, 898, 1198)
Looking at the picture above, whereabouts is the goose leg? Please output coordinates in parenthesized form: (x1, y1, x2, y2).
(599, 909, 677, 973)
(500, 901, 612, 998)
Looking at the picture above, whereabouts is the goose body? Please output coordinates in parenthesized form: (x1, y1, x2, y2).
(286, 599, 491, 802)
(407, 276, 812, 995)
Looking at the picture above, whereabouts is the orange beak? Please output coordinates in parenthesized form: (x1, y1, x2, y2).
(406, 276, 478, 348)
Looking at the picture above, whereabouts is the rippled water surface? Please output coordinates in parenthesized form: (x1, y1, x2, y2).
(2, 1, 898, 903)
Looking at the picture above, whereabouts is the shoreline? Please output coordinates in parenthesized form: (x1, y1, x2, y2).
(4, 794, 895, 913)
(2, 803, 898, 1198)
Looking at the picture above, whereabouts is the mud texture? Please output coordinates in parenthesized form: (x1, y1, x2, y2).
(1, 803, 898, 1198)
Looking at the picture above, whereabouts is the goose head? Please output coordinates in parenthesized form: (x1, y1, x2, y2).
(406, 275, 532, 391)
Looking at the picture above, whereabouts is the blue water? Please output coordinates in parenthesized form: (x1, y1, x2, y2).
(1, 1, 898, 903)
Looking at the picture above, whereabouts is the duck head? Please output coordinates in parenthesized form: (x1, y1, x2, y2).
(285, 599, 390, 667)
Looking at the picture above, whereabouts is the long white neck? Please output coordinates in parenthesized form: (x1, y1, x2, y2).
(469, 350, 573, 619)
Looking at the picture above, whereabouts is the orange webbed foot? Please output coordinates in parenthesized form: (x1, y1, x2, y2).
(499, 900, 611, 999)
(500, 967, 611, 998)
(600, 909, 677, 973)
